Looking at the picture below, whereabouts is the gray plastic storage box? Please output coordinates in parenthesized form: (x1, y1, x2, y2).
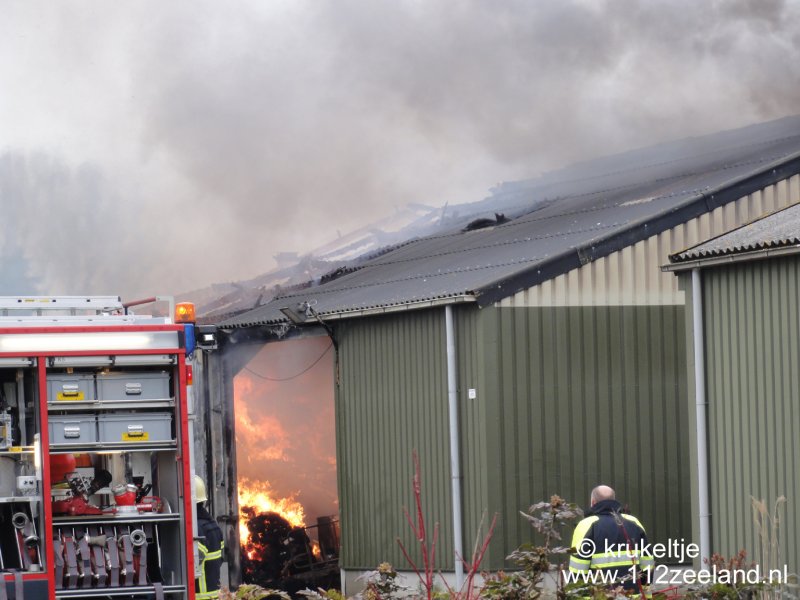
(96, 371, 170, 402)
(48, 374, 95, 403)
(49, 415, 97, 444)
(97, 412, 173, 443)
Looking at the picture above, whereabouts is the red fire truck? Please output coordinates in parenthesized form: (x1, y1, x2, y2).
(0, 296, 201, 599)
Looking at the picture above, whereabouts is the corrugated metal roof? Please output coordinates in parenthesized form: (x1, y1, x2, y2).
(671, 202, 800, 262)
(221, 116, 800, 328)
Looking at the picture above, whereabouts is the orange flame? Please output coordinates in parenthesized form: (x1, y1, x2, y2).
(238, 477, 305, 548)
(233, 341, 339, 573)
(234, 377, 291, 463)
(311, 540, 322, 560)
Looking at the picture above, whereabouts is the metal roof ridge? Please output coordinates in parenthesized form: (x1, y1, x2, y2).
(475, 148, 800, 305)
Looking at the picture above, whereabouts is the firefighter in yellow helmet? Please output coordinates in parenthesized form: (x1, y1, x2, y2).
(195, 476, 225, 599)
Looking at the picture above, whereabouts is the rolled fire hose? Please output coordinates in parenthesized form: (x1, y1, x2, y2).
(75, 530, 92, 589)
(12, 512, 38, 570)
(118, 534, 135, 586)
(105, 536, 121, 587)
(131, 529, 148, 586)
(88, 527, 107, 587)
(62, 532, 79, 589)
(53, 532, 65, 590)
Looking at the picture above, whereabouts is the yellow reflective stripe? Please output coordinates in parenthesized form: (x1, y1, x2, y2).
(198, 540, 223, 557)
(197, 541, 208, 593)
(197, 539, 223, 596)
(591, 554, 636, 566)
(569, 556, 592, 572)
(621, 513, 646, 533)
(592, 550, 651, 558)
(199, 567, 207, 593)
(571, 516, 599, 553)
(592, 558, 636, 568)
(591, 549, 653, 569)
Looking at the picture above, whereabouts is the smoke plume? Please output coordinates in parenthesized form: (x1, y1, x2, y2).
(1, 0, 798, 296)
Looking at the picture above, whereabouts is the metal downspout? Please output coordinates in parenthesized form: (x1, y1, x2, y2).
(692, 268, 711, 563)
(445, 306, 464, 589)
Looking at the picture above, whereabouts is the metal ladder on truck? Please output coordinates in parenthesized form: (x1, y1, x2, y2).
(0, 295, 175, 323)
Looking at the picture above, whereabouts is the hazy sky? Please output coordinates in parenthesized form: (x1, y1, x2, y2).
(1, 0, 798, 298)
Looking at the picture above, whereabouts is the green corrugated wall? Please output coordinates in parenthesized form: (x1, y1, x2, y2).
(700, 257, 800, 572)
(480, 306, 691, 568)
(335, 304, 692, 571)
(335, 309, 457, 570)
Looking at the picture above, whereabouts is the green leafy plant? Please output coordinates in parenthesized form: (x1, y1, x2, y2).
(480, 495, 583, 600)
(219, 583, 291, 599)
(356, 562, 413, 599)
(681, 550, 775, 600)
(298, 588, 348, 600)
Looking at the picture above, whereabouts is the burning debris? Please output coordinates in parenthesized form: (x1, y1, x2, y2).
(238, 478, 306, 537)
(238, 480, 340, 592)
(241, 510, 294, 582)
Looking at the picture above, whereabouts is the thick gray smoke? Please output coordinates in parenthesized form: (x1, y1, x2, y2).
(1, 0, 798, 297)
(0, 153, 169, 295)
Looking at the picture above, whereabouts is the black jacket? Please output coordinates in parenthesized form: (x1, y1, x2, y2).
(569, 499, 653, 588)
(196, 504, 224, 596)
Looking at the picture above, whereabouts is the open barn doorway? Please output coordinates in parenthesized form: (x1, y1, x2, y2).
(233, 335, 339, 593)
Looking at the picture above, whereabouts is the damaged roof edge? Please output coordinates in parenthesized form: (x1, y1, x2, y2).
(474, 151, 800, 306)
(302, 294, 478, 322)
(221, 294, 478, 328)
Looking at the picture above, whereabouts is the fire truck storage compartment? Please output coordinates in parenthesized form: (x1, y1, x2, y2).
(96, 370, 171, 402)
(152, 451, 188, 584)
(0, 296, 195, 597)
(50, 449, 189, 590)
(48, 414, 97, 444)
(47, 373, 95, 403)
(97, 412, 173, 443)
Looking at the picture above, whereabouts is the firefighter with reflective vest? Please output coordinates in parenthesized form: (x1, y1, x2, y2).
(195, 476, 225, 599)
(569, 485, 654, 594)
